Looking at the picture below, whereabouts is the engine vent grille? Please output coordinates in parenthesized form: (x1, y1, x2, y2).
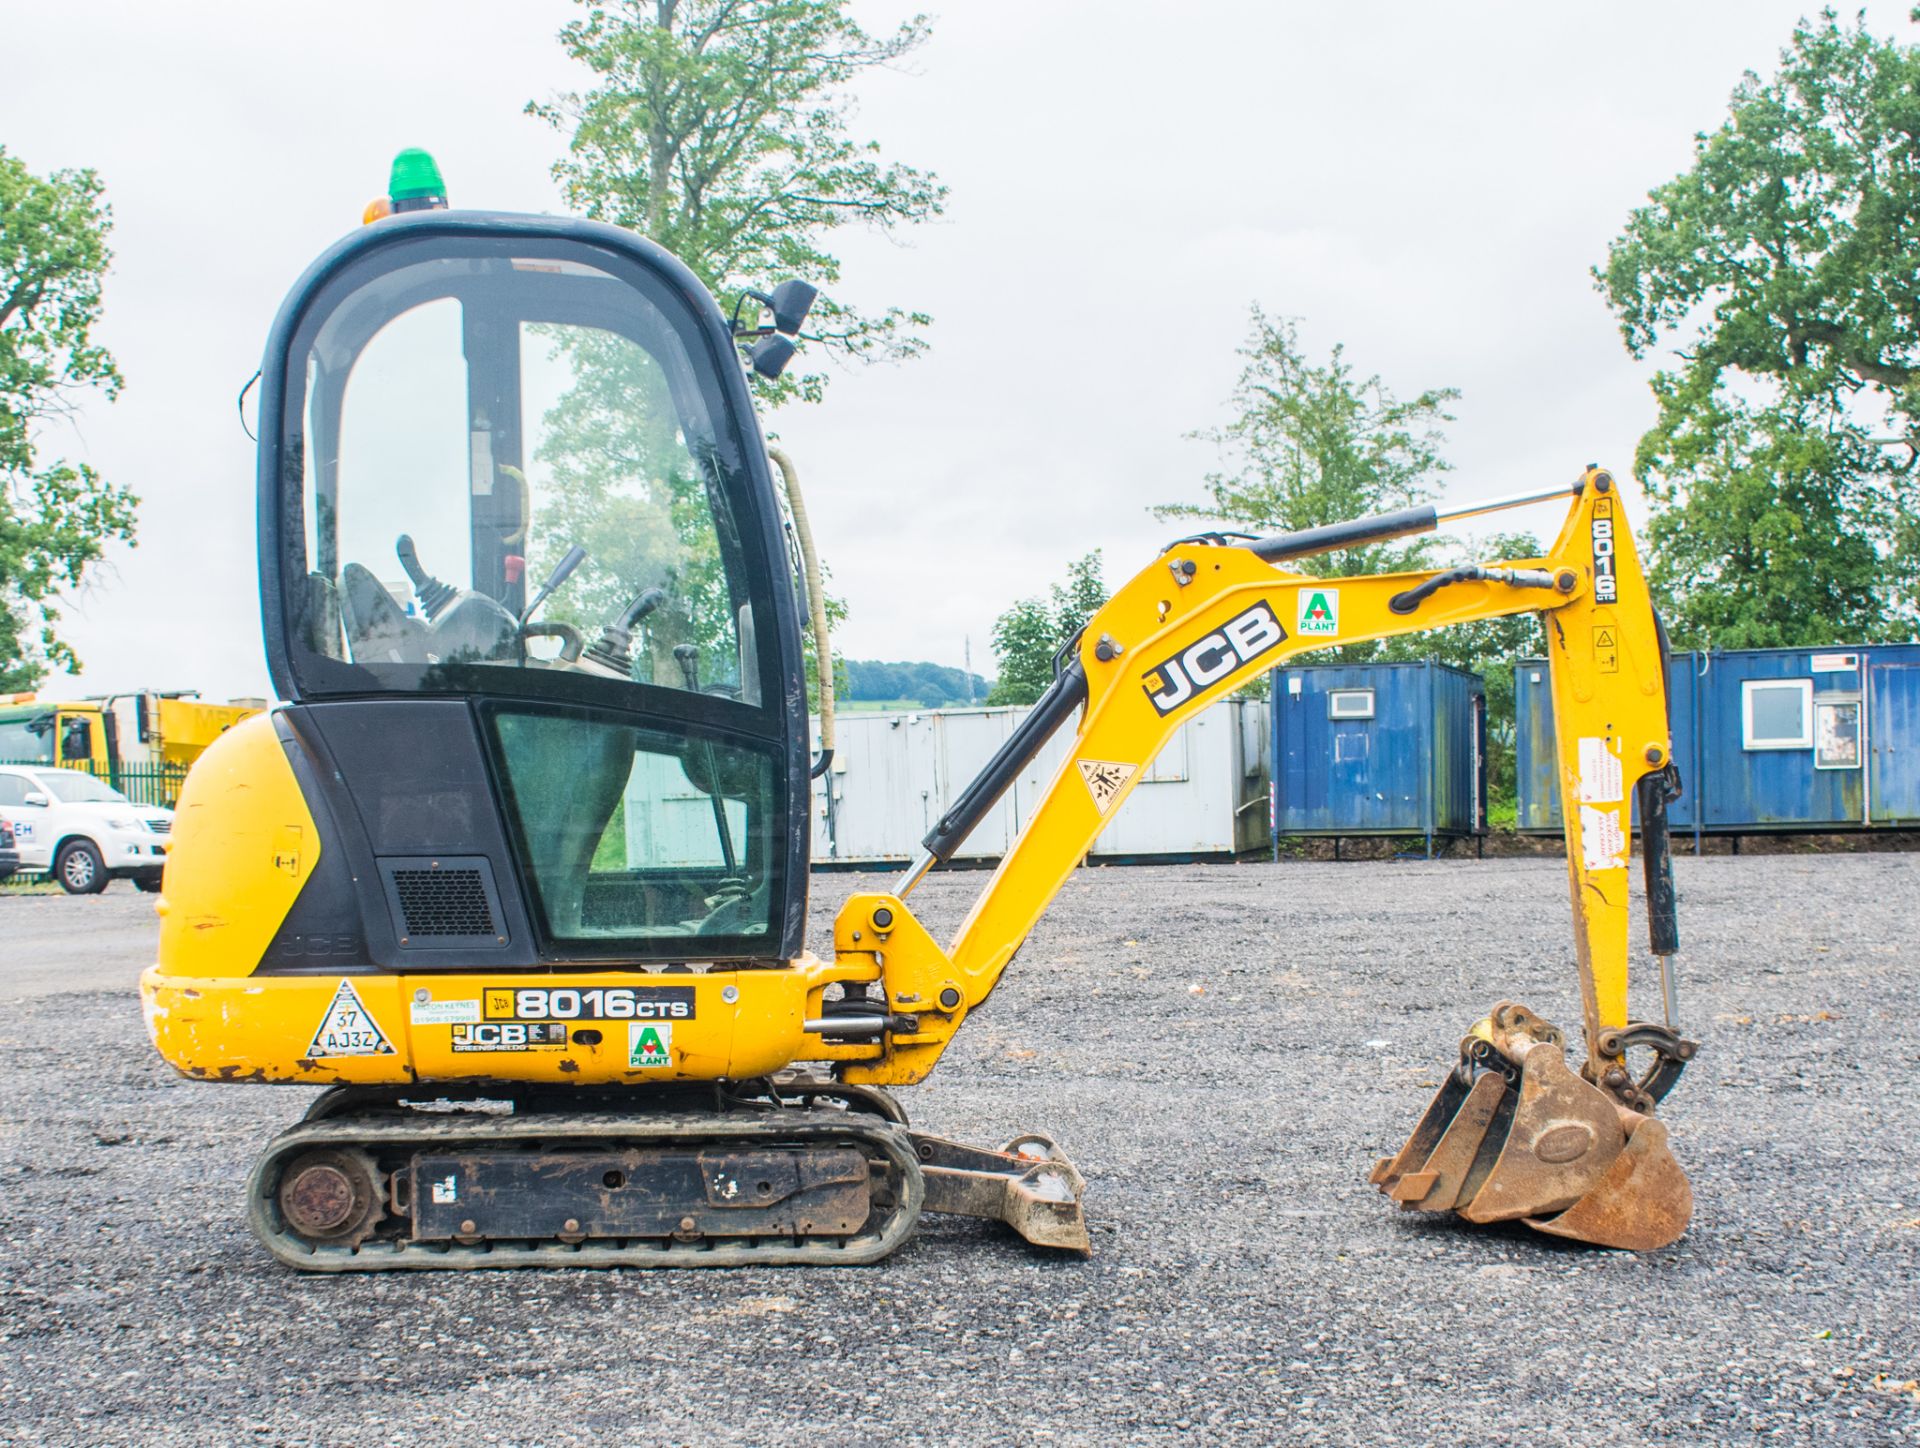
(377, 857, 506, 948)
(392, 868, 493, 937)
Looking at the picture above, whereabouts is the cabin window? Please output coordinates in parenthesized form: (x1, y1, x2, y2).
(1741, 679, 1813, 750)
(1328, 689, 1375, 721)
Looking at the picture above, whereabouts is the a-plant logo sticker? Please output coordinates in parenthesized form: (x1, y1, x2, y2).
(629, 1022, 673, 1068)
(1141, 599, 1288, 715)
(1297, 587, 1340, 636)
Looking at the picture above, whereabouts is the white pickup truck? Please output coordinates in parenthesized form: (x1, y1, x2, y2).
(0, 766, 173, 894)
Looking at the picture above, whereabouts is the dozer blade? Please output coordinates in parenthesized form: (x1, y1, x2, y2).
(1372, 1002, 1692, 1251)
(914, 1130, 1092, 1255)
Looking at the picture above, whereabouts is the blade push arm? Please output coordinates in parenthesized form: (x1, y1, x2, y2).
(824, 466, 1675, 1095)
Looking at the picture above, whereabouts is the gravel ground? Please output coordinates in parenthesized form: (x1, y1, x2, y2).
(2, 854, 1917, 1446)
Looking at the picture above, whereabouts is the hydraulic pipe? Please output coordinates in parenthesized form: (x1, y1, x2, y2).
(1243, 505, 1436, 564)
(914, 659, 1090, 874)
(1434, 483, 1582, 524)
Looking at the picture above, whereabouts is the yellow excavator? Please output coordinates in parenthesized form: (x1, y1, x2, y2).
(140, 153, 1697, 1268)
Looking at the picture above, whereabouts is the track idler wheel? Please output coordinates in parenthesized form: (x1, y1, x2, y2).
(275, 1147, 384, 1248)
(1369, 1002, 1693, 1251)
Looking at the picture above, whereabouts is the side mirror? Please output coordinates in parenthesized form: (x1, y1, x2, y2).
(748, 334, 797, 380)
(23, 792, 49, 808)
(768, 279, 818, 336)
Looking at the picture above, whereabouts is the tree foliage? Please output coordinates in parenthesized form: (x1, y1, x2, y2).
(1164, 312, 1547, 806)
(1597, 10, 1920, 646)
(0, 149, 137, 690)
(841, 658, 985, 707)
(531, 0, 946, 404)
(1158, 308, 1457, 580)
(988, 551, 1107, 706)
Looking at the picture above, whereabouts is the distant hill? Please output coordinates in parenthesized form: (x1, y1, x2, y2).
(841, 659, 989, 709)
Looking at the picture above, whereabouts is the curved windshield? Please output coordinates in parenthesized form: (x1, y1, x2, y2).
(40, 772, 129, 804)
(283, 239, 762, 707)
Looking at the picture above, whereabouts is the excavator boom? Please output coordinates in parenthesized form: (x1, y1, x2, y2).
(814, 466, 1696, 1249)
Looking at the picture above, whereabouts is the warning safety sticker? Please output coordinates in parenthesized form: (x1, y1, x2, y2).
(1576, 736, 1623, 804)
(306, 979, 396, 1058)
(1078, 759, 1137, 814)
(629, 1022, 673, 1068)
(1591, 625, 1619, 674)
(1580, 803, 1626, 872)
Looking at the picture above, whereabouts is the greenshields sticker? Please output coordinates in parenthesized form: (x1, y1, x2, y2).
(629, 1021, 673, 1067)
(1297, 587, 1339, 636)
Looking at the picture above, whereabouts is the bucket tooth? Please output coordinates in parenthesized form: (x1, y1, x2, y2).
(1372, 1070, 1508, 1211)
(1457, 1040, 1625, 1224)
(1371, 1068, 1470, 1190)
(1527, 1111, 1692, 1251)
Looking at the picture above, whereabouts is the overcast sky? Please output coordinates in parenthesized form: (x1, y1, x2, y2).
(5, 1, 1914, 702)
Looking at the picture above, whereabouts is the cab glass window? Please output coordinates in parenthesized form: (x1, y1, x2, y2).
(487, 706, 780, 946)
(283, 242, 759, 708)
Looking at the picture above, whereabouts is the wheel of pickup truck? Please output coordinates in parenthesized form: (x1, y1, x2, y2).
(56, 839, 108, 895)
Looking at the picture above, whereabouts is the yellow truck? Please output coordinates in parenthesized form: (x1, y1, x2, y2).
(0, 691, 264, 804)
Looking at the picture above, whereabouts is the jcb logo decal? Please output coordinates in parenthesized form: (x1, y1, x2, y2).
(1142, 600, 1288, 716)
(1592, 499, 1617, 604)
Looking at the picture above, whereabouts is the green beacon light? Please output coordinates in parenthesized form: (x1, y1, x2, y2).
(388, 148, 448, 213)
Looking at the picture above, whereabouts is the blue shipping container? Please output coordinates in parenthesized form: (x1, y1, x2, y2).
(1270, 661, 1485, 851)
(1516, 643, 1920, 835)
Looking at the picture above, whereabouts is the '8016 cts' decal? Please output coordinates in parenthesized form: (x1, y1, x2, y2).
(1141, 599, 1288, 715)
(1591, 498, 1618, 604)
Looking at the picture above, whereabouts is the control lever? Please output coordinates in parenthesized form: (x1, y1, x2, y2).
(674, 644, 741, 880)
(395, 535, 455, 620)
(519, 545, 587, 627)
(583, 587, 667, 676)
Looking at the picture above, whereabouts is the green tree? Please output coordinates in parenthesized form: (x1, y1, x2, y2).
(1159, 307, 1458, 582)
(0, 150, 136, 691)
(1163, 312, 1548, 808)
(988, 551, 1107, 705)
(530, 0, 947, 405)
(1596, 11, 1920, 647)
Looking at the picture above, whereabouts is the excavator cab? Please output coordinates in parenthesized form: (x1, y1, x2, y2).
(260, 214, 813, 964)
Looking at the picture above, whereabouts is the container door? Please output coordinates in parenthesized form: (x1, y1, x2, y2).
(1869, 663, 1920, 825)
(1513, 663, 1560, 832)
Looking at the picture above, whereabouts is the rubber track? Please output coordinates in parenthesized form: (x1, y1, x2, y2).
(247, 1108, 926, 1272)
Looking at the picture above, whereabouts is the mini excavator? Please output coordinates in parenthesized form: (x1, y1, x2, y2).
(141, 153, 1697, 1269)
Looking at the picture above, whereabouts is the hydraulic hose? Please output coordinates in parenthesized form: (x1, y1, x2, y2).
(768, 446, 835, 777)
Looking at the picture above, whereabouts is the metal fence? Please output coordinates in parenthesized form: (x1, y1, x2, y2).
(0, 758, 188, 808)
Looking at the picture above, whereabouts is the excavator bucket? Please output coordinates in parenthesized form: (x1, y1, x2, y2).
(1370, 1002, 1692, 1250)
